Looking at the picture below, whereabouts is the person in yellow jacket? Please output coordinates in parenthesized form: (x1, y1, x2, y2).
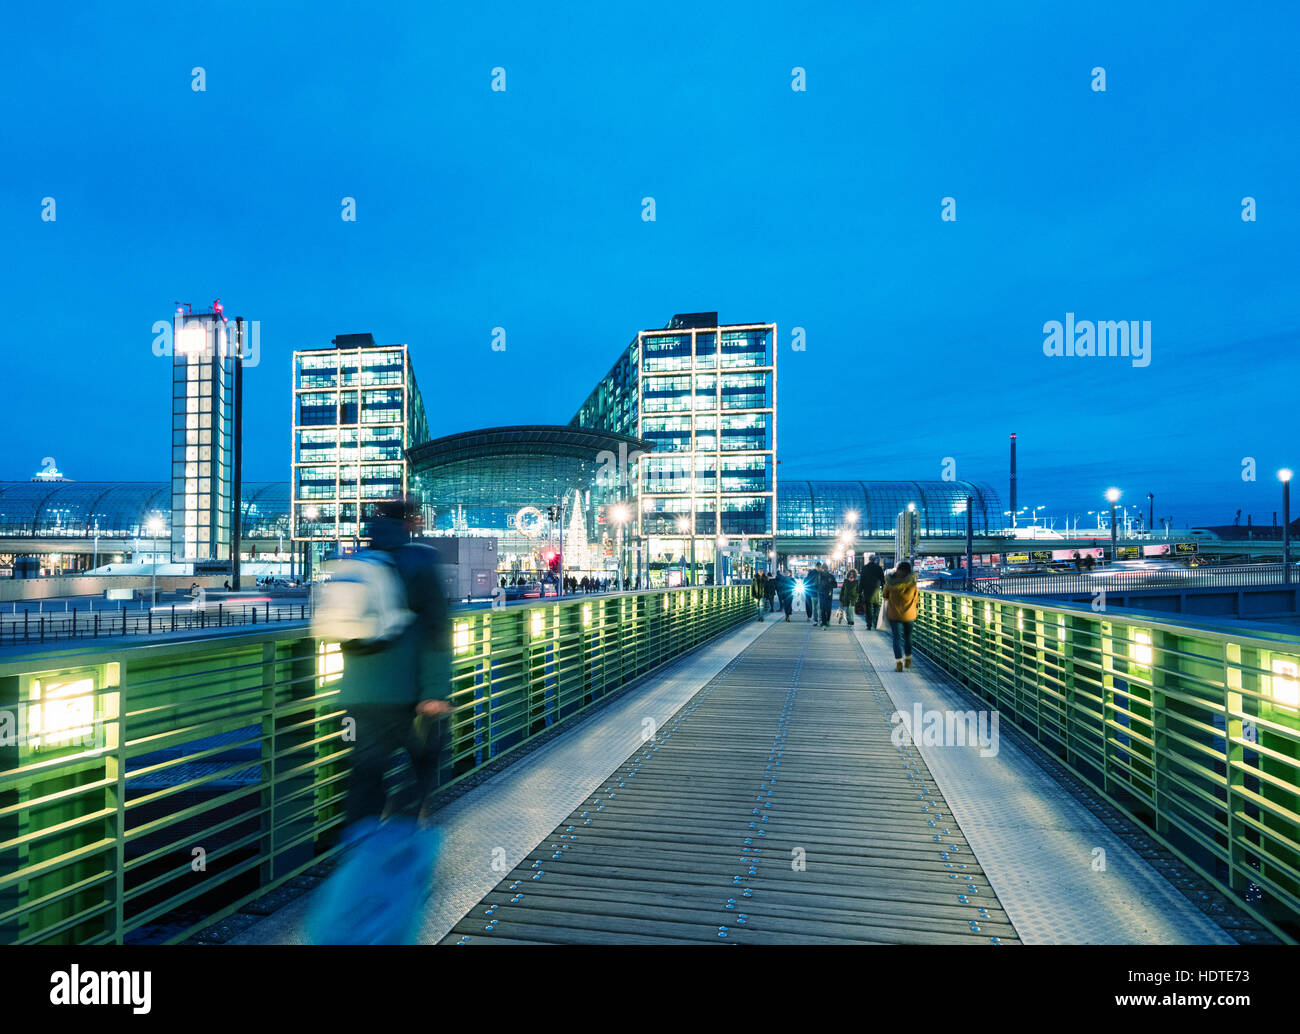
(883, 560, 919, 671)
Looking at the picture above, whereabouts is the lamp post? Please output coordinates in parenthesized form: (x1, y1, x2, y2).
(1106, 488, 1120, 562)
(611, 502, 630, 587)
(676, 514, 692, 585)
(1281, 469, 1293, 585)
(716, 534, 728, 585)
(1147, 493, 1154, 536)
(147, 516, 164, 606)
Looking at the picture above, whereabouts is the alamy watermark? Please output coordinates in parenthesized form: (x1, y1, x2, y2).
(890, 703, 1000, 757)
(1043, 313, 1150, 368)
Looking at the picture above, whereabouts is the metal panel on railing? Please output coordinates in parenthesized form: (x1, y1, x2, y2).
(0, 585, 755, 945)
(913, 589, 1300, 942)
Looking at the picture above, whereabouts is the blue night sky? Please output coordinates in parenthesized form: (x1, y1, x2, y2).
(3, 1, 1297, 528)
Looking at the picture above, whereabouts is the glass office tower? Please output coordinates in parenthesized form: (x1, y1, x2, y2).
(170, 306, 241, 564)
(290, 333, 428, 560)
(572, 313, 776, 584)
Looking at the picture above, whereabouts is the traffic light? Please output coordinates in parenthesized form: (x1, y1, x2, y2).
(544, 549, 561, 573)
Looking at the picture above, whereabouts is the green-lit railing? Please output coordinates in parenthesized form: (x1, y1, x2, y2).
(0, 585, 755, 945)
(914, 590, 1300, 942)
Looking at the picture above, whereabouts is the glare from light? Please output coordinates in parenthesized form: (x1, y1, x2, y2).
(610, 503, 630, 525)
(1280, 469, 1294, 484)
(29, 677, 95, 748)
(1105, 487, 1121, 503)
(1272, 658, 1299, 710)
(845, 509, 859, 524)
(146, 516, 164, 536)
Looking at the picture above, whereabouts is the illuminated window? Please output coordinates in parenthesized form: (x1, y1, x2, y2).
(29, 676, 95, 748)
(1271, 658, 1299, 710)
(1132, 630, 1153, 667)
(317, 642, 343, 686)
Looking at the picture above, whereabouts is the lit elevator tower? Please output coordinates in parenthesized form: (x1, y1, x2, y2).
(170, 302, 244, 569)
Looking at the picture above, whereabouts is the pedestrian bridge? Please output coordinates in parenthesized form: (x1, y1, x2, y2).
(3, 586, 1298, 945)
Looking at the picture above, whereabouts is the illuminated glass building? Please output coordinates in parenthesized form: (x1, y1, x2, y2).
(773, 480, 1002, 561)
(571, 313, 776, 582)
(407, 426, 652, 579)
(170, 303, 246, 565)
(290, 333, 428, 558)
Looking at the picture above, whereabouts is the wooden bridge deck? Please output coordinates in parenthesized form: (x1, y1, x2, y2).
(441, 620, 1019, 945)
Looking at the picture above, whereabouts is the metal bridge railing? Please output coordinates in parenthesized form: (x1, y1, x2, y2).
(994, 562, 1298, 598)
(0, 584, 755, 945)
(914, 589, 1300, 942)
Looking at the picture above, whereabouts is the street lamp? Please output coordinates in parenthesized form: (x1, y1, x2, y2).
(1280, 469, 1293, 584)
(676, 513, 696, 585)
(1105, 488, 1121, 561)
(146, 516, 164, 606)
(611, 502, 630, 586)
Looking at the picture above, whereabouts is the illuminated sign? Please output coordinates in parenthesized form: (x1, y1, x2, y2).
(513, 506, 545, 538)
(1030, 550, 1052, 563)
(1174, 542, 1199, 554)
(1006, 552, 1030, 564)
(1117, 546, 1141, 560)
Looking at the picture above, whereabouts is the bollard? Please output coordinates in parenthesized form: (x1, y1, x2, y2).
(265, 600, 270, 624)
(218, 602, 223, 626)
(94, 612, 99, 638)
(171, 604, 176, 632)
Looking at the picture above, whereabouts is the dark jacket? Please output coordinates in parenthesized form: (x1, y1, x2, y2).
(819, 570, 836, 598)
(774, 573, 795, 600)
(860, 561, 886, 596)
(839, 574, 859, 607)
(336, 515, 452, 708)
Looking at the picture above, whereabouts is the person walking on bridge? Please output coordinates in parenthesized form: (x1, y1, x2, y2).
(752, 570, 767, 620)
(818, 564, 836, 628)
(859, 554, 886, 629)
(883, 560, 919, 671)
(774, 568, 796, 621)
(838, 568, 858, 625)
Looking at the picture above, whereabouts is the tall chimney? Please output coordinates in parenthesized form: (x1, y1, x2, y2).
(1009, 433, 1017, 529)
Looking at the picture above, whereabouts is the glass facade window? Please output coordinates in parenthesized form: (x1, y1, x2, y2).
(298, 392, 337, 426)
(720, 413, 768, 451)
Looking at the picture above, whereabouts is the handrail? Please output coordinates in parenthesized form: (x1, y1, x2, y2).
(0, 584, 755, 944)
(913, 588, 1300, 942)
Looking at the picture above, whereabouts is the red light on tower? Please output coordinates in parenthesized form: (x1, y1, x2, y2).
(213, 298, 226, 322)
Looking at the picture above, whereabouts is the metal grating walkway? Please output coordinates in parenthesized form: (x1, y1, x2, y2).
(441, 620, 1020, 944)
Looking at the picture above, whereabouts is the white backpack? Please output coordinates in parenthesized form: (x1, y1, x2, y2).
(312, 551, 415, 647)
